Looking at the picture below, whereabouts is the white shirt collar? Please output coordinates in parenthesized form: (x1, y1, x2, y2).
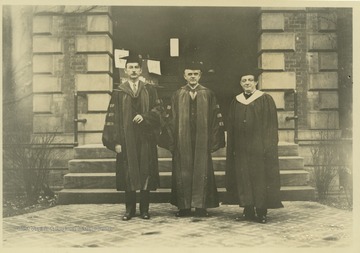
(187, 83, 199, 90)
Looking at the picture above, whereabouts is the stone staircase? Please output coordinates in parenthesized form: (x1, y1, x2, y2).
(58, 142, 315, 204)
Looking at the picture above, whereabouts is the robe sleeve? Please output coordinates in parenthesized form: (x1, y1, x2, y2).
(157, 93, 176, 152)
(210, 92, 225, 153)
(140, 85, 163, 134)
(102, 91, 121, 152)
(225, 99, 237, 193)
(262, 94, 281, 195)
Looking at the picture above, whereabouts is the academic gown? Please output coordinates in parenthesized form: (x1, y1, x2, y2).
(226, 90, 283, 209)
(160, 84, 225, 209)
(102, 81, 162, 191)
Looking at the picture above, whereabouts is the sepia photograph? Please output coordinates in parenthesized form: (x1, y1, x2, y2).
(1, 0, 359, 251)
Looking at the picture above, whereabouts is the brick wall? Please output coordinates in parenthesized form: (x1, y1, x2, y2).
(284, 11, 308, 129)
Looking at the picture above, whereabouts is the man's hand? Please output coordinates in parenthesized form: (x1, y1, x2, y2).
(133, 114, 144, 124)
(115, 145, 122, 153)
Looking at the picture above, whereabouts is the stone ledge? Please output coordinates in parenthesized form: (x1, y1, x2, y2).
(261, 7, 306, 12)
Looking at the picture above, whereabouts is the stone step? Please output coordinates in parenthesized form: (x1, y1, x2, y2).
(69, 156, 304, 173)
(74, 142, 299, 159)
(63, 170, 309, 189)
(57, 186, 315, 205)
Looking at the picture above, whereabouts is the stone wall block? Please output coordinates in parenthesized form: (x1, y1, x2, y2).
(76, 35, 112, 53)
(33, 115, 64, 133)
(259, 33, 295, 51)
(87, 94, 111, 112)
(33, 55, 54, 74)
(259, 53, 285, 70)
(33, 75, 62, 93)
(319, 13, 337, 31)
(309, 72, 338, 90)
(33, 36, 63, 53)
(259, 72, 296, 90)
(319, 91, 339, 109)
(87, 15, 112, 34)
(308, 33, 337, 51)
(266, 91, 285, 109)
(87, 54, 112, 72)
(260, 13, 284, 31)
(319, 52, 338, 70)
(278, 111, 295, 129)
(77, 113, 106, 131)
(308, 111, 339, 129)
(33, 15, 53, 34)
(76, 74, 112, 92)
(33, 94, 52, 113)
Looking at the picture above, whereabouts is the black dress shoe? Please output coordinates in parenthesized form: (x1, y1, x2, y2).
(194, 208, 209, 217)
(175, 209, 191, 217)
(122, 213, 134, 221)
(141, 212, 150, 219)
(257, 215, 267, 224)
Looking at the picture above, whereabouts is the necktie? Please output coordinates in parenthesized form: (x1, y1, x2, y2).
(133, 83, 137, 94)
(244, 92, 252, 99)
(190, 90, 197, 100)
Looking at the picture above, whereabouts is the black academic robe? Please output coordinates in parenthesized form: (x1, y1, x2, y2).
(160, 84, 225, 209)
(102, 81, 162, 191)
(226, 90, 283, 209)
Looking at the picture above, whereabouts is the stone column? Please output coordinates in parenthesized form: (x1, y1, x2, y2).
(75, 8, 113, 144)
(306, 10, 339, 132)
(258, 8, 301, 142)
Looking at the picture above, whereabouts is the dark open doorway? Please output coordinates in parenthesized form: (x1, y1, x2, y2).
(112, 6, 259, 115)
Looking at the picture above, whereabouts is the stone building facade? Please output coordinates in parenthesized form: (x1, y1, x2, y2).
(3, 5, 352, 195)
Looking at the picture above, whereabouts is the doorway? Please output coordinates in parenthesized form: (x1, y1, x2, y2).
(112, 6, 260, 115)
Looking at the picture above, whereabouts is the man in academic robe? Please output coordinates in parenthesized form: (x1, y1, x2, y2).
(102, 54, 162, 221)
(226, 69, 283, 224)
(160, 61, 225, 217)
